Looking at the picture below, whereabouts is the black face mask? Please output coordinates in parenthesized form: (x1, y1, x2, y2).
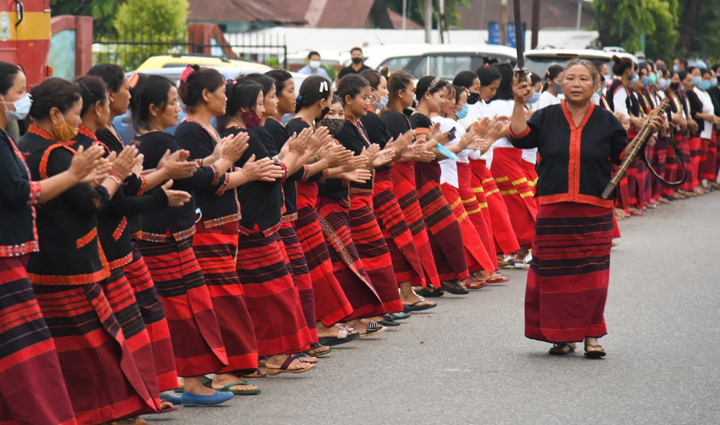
(467, 92, 481, 105)
(321, 118, 345, 136)
(351, 57, 363, 65)
(670, 82, 680, 91)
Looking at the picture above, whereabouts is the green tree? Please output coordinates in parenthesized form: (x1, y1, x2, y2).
(385, 0, 470, 29)
(593, 0, 678, 62)
(52, 0, 120, 38)
(113, 0, 189, 70)
(677, 0, 720, 60)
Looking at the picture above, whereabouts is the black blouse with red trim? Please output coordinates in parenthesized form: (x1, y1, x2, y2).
(284, 118, 330, 214)
(509, 101, 628, 208)
(360, 110, 392, 173)
(0, 129, 41, 257)
(409, 112, 441, 183)
(335, 118, 373, 191)
(17, 128, 111, 284)
(221, 125, 285, 235)
(133, 131, 225, 241)
(174, 121, 238, 227)
(73, 130, 168, 268)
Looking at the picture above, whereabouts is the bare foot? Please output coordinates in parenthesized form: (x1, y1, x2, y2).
(399, 281, 434, 307)
(266, 354, 311, 371)
(184, 376, 215, 396)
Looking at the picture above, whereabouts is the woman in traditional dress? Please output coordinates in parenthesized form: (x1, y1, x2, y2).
(18, 77, 161, 422)
(219, 77, 319, 374)
(0, 62, 105, 425)
(265, 70, 359, 348)
(87, 64, 185, 405)
(509, 58, 663, 357)
(130, 73, 252, 405)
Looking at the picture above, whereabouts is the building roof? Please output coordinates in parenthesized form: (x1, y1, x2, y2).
(187, 0, 306, 24)
(456, 0, 594, 30)
(387, 7, 423, 30)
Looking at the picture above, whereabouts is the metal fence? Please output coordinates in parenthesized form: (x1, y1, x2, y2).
(93, 28, 287, 71)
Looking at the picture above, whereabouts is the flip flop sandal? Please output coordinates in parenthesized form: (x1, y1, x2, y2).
(267, 356, 315, 376)
(147, 400, 179, 414)
(440, 280, 469, 295)
(415, 286, 444, 298)
(317, 326, 360, 347)
(584, 344, 607, 358)
(241, 369, 268, 378)
(360, 320, 387, 337)
(485, 275, 509, 284)
(388, 311, 412, 320)
(402, 299, 437, 313)
(549, 343, 576, 355)
(378, 314, 402, 327)
(258, 357, 267, 368)
(292, 353, 318, 364)
(304, 343, 332, 357)
(202, 377, 262, 395)
(112, 418, 149, 425)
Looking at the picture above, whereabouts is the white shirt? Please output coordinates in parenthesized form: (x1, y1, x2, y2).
(432, 116, 469, 188)
(459, 100, 489, 161)
(485, 99, 515, 169)
(538, 91, 561, 109)
(695, 87, 716, 140)
(611, 79, 630, 116)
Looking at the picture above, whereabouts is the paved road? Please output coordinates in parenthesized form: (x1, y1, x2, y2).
(155, 193, 720, 425)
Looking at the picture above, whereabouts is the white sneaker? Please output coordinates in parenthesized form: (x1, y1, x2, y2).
(514, 253, 532, 269)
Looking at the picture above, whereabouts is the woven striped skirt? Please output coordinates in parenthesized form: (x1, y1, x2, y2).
(136, 238, 228, 377)
(317, 196, 385, 320)
(650, 137, 668, 200)
(102, 267, 159, 401)
(441, 182, 495, 274)
(627, 160, 647, 209)
(490, 148, 537, 249)
(662, 135, 683, 197)
(700, 133, 717, 181)
(471, 159, 521, 256)
(391, 162, 441, 288)
(415, 162, 469, 282)
(524, 202, 612, 343)
(349, 190, 403, 314)
(278, 220, 319, 343)
(236, 230, 312, 357)
(680, 135, 696, 191)
(194, 220, 258, 373)
(295, 204, 353, 326)
(122, 245, 177, 392)
(33, 281, 158, 424)
(458, 163, 497, 271)
(372, 169, 426, 287)
(0, 257, 76, 425)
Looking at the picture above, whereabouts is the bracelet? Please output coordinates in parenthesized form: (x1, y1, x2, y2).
(107, 175, 123, 185)
(93, 179, 101, 186)
(313, 154, 320, 163)
(200, 158, 204, 167)
(273, 155, 280, 164)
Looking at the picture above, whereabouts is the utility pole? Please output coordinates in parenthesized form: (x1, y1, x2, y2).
(402, 0, 407, 31)
(531, 0, 540, 48)
(500, 0, 507, 46)
(436, 0, 445, 43)
(576, 0, 582, 30)
(425, 0, 432, 43)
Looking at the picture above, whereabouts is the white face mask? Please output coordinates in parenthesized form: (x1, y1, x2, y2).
(1, 93, 32, 121)
(309, 60, 321, 70)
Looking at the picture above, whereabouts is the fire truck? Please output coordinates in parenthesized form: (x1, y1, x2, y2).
(0, 0, 52, 85)
(0, 0, 51, 137)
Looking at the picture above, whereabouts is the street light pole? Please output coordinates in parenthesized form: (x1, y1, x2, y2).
(402, 0, 407, 31)
(500, 0, 507, 46)
(576, 0, 582, 30)
(425, 0, 432, 43)
(531, 0, 540, 48)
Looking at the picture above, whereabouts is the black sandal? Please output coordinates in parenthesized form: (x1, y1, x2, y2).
(378, 314, 402, 327)
(584, 344, 606, 358)
(360, 320, 387, 337)
(549, 343, 576, 355)
(415, 286, 444, 298)
(440, 279, 469, 295)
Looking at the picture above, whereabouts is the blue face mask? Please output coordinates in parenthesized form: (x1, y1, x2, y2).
(630, 74, 640, 85)
(455, 103, 469, 120)
(712, 78, 719, 87)
(373, 94, 389, 111)
(673, 65, 680, 72)
(551, 81, 562, 94)
(642, 76, 649, 86)
(526, 91, 541, 105)
(692, 76, 702, 87)
(699, 80, 712, 91)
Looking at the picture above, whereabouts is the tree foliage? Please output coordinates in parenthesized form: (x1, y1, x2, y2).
(112, 0, 189, 70)
(385, 0, 470, 29)
(677, 0, 720, 61)
(51, 0, 120, 38)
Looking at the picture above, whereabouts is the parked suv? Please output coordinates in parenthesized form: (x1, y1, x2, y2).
(361, 44, 517, 80)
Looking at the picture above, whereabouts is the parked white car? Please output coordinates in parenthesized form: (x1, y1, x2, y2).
(359, 44, 517, 80)
(525, 48, 640, 78)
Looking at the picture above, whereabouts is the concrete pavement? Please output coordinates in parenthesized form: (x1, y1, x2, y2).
(156, 192, 720, 425)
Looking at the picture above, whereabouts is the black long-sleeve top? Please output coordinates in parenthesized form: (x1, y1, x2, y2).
(335, 118, 373, 193)
(18, 128, 111, 284)
(360, 110, 392, 173)
(685, 89, 706, 134)
(132, 131, 226, 242)
(220, 125, 286, 236)
(174, 121, 238, 228)
(409, 112, 442, 183)
(73, 128, 168, 268)
(509, 101, 628, 208)
(280, 118, 328, 216)
(0, 129, 41, 257)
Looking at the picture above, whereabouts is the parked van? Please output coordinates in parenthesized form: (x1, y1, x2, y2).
(360, 44, 517, 80)
(524, 48, 640, 78)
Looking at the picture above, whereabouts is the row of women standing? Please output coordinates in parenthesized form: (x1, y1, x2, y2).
(0, 59, 527, 425)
